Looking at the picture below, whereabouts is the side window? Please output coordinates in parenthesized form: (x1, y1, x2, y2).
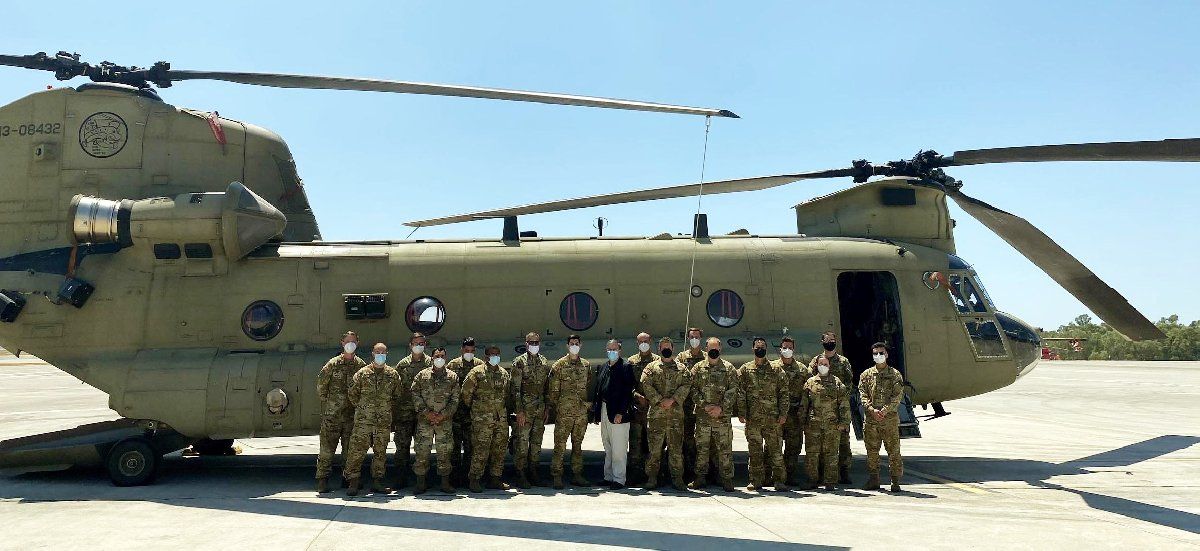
(405, 296, 446, 335)
(706, 289, 744, 328)
(946, 274, 988, 314)
(242, 300, 284, 341)
(965, 320, 1008, 358)
(559, 292, 598, 331)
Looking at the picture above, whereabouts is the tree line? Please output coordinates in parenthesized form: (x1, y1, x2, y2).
(1042, 314, 1200, 361)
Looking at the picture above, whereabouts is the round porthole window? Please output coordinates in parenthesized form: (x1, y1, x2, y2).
(242, 300, 284, 341)
(706, 289, 744, 328)
(405, 296, 446, 335)
(559, 292, 599, 332)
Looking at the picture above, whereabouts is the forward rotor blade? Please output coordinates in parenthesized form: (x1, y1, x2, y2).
(946, 189, 1164, 341)
(404, 169, 852, 227)
(949, 138, 1200, 165)
(166, 70, 737, 118)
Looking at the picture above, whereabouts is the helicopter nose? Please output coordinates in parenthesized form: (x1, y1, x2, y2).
(995, 311, 1041, 378)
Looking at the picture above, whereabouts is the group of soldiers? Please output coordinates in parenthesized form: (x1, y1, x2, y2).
(314, 327, 906, 496)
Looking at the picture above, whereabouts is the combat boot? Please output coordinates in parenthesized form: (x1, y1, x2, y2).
(746, 481, 760, 492)
(553, 475, 565, 490)
(571, 473, 590, 487)
(774, 482, 790, 492)
(644, 475, 658, 489)
(527, 466, 543, 486)
(440, 475, 453, 493)
(488, 476, 511, 490)
(824, 482, 837, 492)
(393, 471, 407, 490)
(346, 478, 361, 496)
(863, 474, 880, 491)
(687, 480, 706, 490)
(721, 479, 735, 492)
(517, 471, 531, 489)
(414, 475, 427, 495)
(890, 482, 902, 492)
(469, 478, 483, 493)
(672, 478, 687, 491)
(838, 466, 852, 485)
(316, 477, 330, 494)
(370, 480, 390, 494)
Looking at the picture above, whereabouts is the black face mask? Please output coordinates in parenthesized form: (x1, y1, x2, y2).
(661, 348, 673, 358)
(822, 341, 837, 351)
(707, 349, 721, 359)
(753, 348, 766, 358)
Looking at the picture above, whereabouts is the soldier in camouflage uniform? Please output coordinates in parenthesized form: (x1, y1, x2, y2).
(411, 347, 459, 494)
(772, 335, 810, 485)
(548, 334, 593, 489)
(810, 331, 855, 484)
(510, 331, 551, 488)
(675, 327, 707, 481)
(859, 342, 905, 492)
(392, 332, 431, 488)
(315, 331, 365, 493)
(690, 337, 738, 491)
(640, 337, 690, 490)
(447, 337, 484, 485)
(798, 354, 851, 491)
(343, 343, 402, 496)
(738, 337, 790, 492)
(626, 331, 659, 483)
(461, 345, 514, 492)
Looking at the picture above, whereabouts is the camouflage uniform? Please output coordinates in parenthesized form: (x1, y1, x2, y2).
(639, 356, 691, 484)
(447, 356, 484, 480)
(691, 358, 738, 483)
(548, 355, 592, 479)
(510, 352, 552, 477)
(315, 353, 366, 479)
(739, 359, 789, 487)
(461, 362, 513, 481)
(773, 356, 811, 484)
(859, 364, 905, 483)
(411, 366, 460, 477)
(798, 373, 851, 485)
(810, 353, 854, 475)
(393, 353, 431, 478)
(675, 348, 707, 478)
(626, 351, 660, 472)
(342, 363, 402, 483)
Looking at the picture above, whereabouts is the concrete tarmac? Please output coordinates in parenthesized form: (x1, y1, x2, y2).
(0, 353, 1197, 549)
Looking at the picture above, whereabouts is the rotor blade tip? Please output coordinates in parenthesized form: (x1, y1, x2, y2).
(717, 109, 740, 119)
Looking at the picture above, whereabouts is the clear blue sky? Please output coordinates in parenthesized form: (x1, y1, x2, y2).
(4, 1, 1198, 330)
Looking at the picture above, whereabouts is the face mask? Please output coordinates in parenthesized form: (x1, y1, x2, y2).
(661, 348, 673, 358)
(638, 342, 651, 353)
(606, 350, 620, 362)
(526, 345, 540, 355)
(373, 354, 387, 365)
(822, 341, 837, 351)
(753, 348, 766, 358)
(343, 342, 357, 354)
(780, 348, 794, 359)
(873, 353, 888, 364)
(463, 352, 474, 362)
(433, 357, 446, 369)
(488, 355, 501, 366)
(568, 345, 581, 356)
(689, 338, 702, 349)
(707, 349, 720, 359)
(817, 364, 830, 376)
(411, 345, 425, 355)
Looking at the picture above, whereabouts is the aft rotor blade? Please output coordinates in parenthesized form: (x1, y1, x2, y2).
(949, 138, 1200, 165)
(946, 189, 1164, 341)
(166, 70, 737, 118)
(404, 169, 852, 227)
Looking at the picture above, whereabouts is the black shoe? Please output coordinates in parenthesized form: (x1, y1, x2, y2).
(610, 482, 625, 490)
(890, 482, 902, 492)
(838, 467, 852, 485)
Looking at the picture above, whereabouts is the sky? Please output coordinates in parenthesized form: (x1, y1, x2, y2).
(3, 1, 1198, 330)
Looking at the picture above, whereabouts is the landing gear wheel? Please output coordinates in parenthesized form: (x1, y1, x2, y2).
(106, 438, 160, 487)
(190, 438, 236, 456)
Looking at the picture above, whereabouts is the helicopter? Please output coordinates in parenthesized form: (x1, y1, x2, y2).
(0, 51, 1176, 486)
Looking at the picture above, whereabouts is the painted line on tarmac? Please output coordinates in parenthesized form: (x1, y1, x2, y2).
(905, 467, 993, 495)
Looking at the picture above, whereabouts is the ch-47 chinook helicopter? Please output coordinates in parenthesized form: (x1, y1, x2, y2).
(0, 51, 1176, 486)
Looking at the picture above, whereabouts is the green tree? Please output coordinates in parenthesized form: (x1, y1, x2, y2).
(1043, 314, 1200, 360)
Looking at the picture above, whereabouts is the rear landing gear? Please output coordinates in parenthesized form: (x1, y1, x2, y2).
(187, 438, 237, 456)
(106, 438, 160, 487)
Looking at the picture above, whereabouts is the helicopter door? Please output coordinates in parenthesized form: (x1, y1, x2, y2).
(835, 271, 920, 438)
(206, 352, 260, 438)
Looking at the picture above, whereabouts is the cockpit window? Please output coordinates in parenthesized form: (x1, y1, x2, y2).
(947, 274, 989, 314)
(947, 254, 972, 270)
(965, 320, 1008, 358)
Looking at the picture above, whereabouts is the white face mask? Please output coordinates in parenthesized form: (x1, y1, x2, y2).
(780, 348, 794, 359)
(373, 353, 387, 365)
(462, 352, 474, 362)
(488, 355, 501, 366)
(568, 344, 581, 356)
(527, 345, 540, 355)
(433, 357, 446, 369)
(689, 338, 701, 349)
(343, 341, 357, 354)
(817, 364, 830, 376)
(873, 353, 888, 364)
(411, 345, 425, 355)
(638, 342, 651, 353)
